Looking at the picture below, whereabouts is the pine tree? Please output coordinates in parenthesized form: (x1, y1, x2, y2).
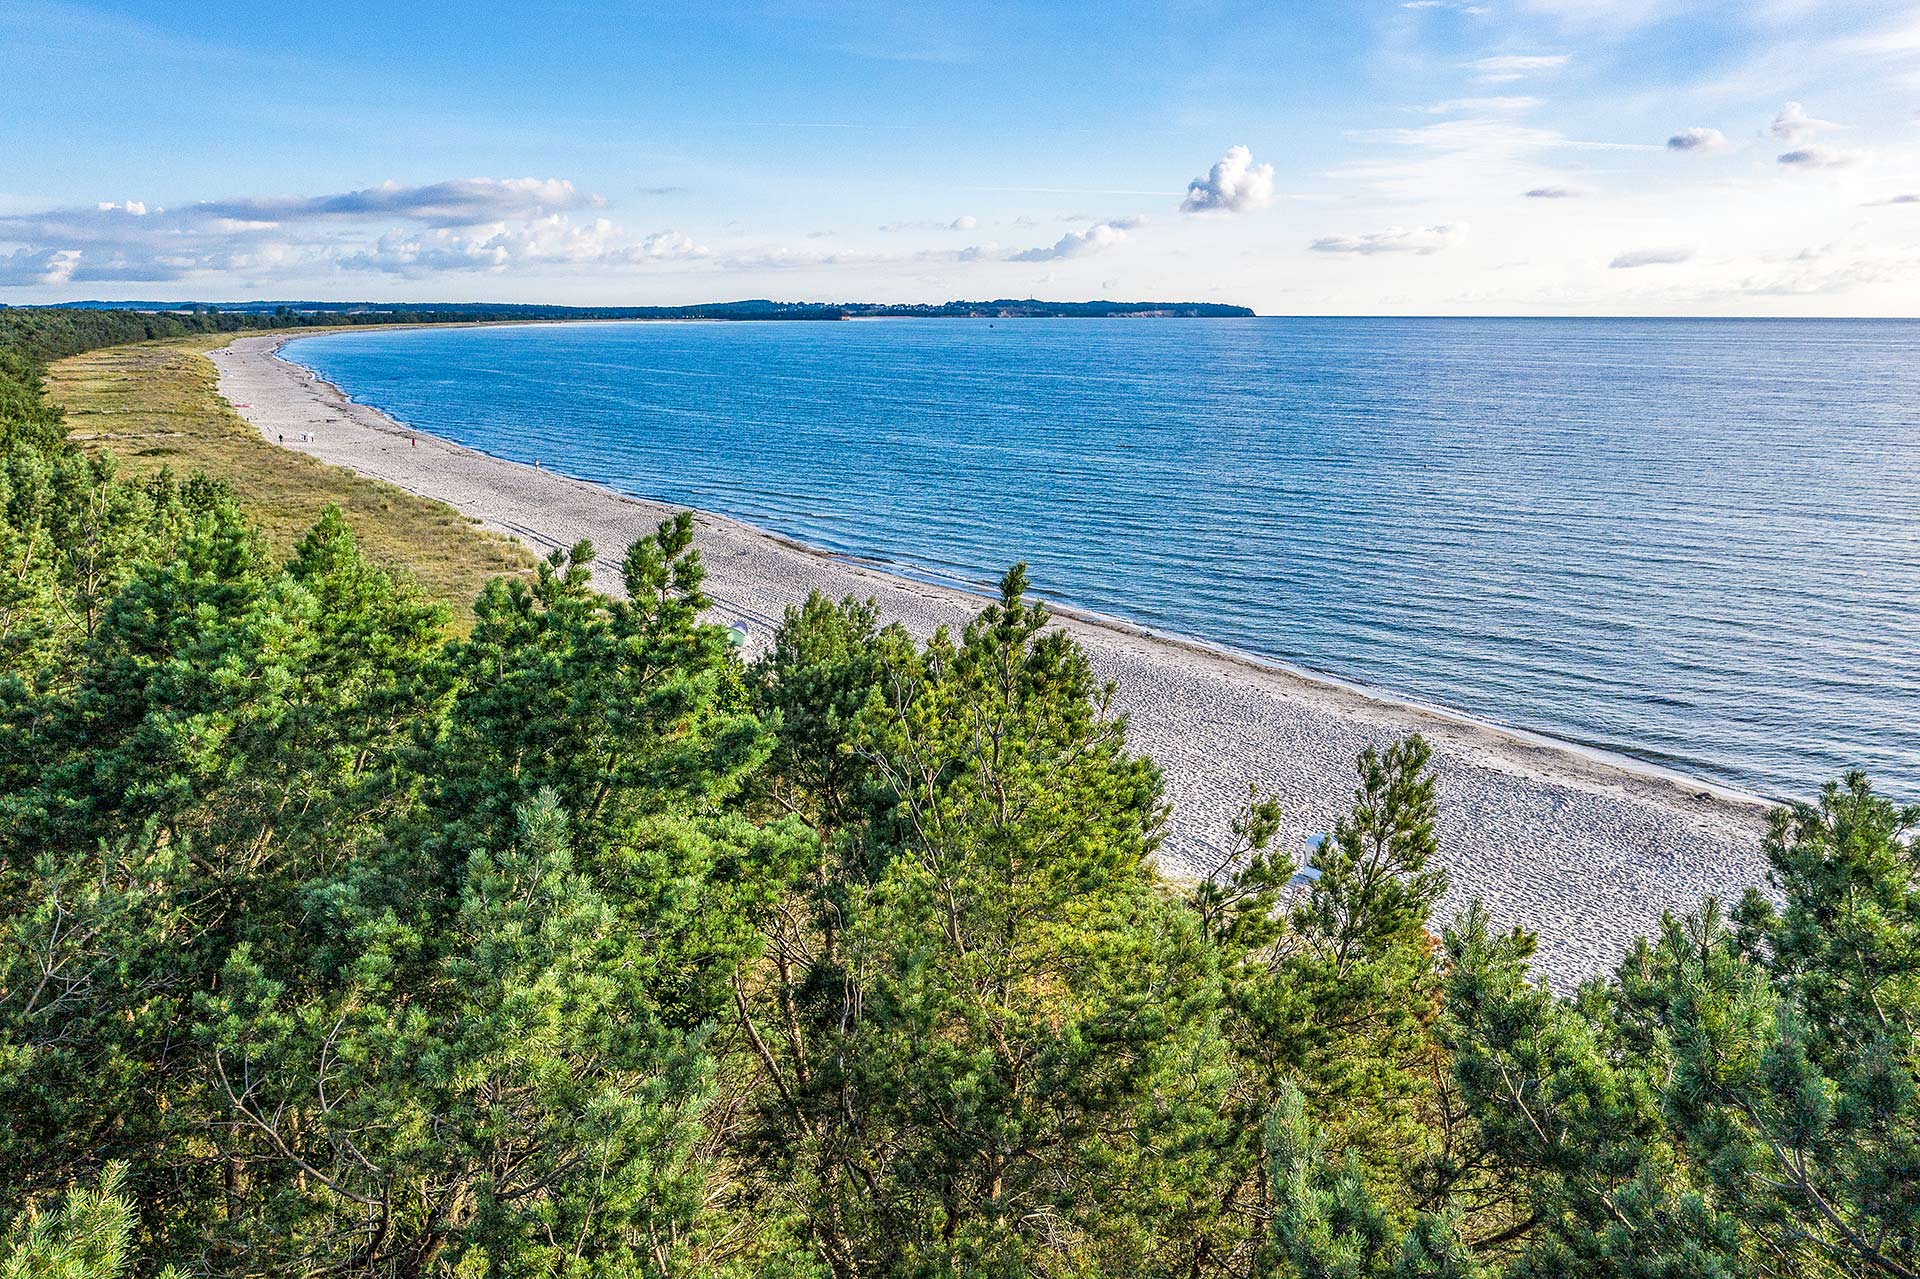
(731, 567, 1230, 1277)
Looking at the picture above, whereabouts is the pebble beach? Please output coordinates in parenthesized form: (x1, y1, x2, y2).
(210, 330, 1772, 986)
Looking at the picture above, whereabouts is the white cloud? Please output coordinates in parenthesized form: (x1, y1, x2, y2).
(1524, 185, 1589, 198)
(1310, 223, 1468, 254)
(879, 214, 980, 232)
(1771, 101, 1840, 142)
(1777, 145, 1860, 168)
(1516, 0, 1675, 28)
(0, 178, 700, 285)
(1180, 146, 1276, 214)
(1865, 193, 1920, 206)
(1007, 219, 1136, 262)
(1610, 247, 1692, 268)
(1357, 118, 1652, 155)
(1666, 126, 1730, 153)
(1327, 115, 1649, 204)
(341, 217, 710, 276)
(0, 247, 82, 285)
(1733, 246, 1912, 297)
(1468, 54, 1570, 83)
(194, 178, 596, 227)
(637, 229, 708, 260)
(1423, 96, 1542, 114)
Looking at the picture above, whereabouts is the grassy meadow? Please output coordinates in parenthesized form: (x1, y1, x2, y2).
(46, 335, 530, 617)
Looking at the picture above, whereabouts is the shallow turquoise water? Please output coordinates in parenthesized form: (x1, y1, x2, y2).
(284, 318, 1920, 801)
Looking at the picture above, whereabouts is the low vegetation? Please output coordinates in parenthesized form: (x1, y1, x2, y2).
(46, 337, 529, 615)
(2, 313, 1914, 1278)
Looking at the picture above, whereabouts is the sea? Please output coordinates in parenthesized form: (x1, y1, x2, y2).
(282, 317, 1920, 803)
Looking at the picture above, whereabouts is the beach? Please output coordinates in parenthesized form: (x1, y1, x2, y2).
(211, 330, 1772, 986)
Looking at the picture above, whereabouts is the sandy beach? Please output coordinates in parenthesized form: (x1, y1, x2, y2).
(210, 330, 1771, 985)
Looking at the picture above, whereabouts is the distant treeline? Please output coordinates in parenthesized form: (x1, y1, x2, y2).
(31, 296, 1257, 321)
(1, 316, 1914, 1279)
(0, 305, 522, 369)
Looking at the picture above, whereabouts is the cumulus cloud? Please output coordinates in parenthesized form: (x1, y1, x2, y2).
(1180, 146, 1276, 214)
(1468, 53, 1569, 83)
(1309, 223, 1467, 255)
(0, 247, 83, 286)
(1771, 101, 1840, 142)
(1610, 247, 1692, 268)
(340, 217, 709, 276)
(636, 230, 708, 260)
(951, 214, 978, 230)
(1667, 126, 1730, 153)
(1778, 145, 1859, 169)
(1007, 218, 1137, 262)
(1524, 185, 1588, 198)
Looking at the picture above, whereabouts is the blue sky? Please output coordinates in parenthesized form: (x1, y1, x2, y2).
(3, 0, 1917, 313)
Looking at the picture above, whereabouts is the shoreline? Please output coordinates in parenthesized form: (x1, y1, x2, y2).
(210, 326, 1771, 985)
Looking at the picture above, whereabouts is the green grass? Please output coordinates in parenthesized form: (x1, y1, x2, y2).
(47, 335, 533, 621)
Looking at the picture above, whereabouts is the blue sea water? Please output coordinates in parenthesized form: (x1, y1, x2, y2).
(283, 318, 1920, 802)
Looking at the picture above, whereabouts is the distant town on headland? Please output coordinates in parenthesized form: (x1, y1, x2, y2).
(35, 298, 1257, 320)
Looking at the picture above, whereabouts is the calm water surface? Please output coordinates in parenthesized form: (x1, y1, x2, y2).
(285, 318, 1920, 801)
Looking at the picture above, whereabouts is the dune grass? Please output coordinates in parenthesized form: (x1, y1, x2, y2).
(46, 335, 532, 621)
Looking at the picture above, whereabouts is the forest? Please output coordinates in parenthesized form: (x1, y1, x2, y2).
(1, 313, 1914, 1278)
(17, 298, 1254, 326)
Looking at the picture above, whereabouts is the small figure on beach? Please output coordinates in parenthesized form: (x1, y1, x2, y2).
(278, 433, 284, 443)
(411, 436, 417, 448)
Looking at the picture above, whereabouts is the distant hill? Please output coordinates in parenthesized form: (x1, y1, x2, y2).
(39, 298, 1255, 320)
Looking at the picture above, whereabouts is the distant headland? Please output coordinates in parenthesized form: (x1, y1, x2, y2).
(37, 298, 1255, 321)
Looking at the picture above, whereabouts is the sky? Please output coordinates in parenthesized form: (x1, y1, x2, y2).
(2, 0, 1918, 315)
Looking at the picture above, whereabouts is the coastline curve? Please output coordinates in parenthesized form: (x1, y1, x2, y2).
(210, 325, 1771, 986)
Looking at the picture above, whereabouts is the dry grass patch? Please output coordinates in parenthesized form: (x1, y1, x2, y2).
(47, 335, 532, 621)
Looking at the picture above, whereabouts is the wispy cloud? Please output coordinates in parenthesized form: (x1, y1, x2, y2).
(1777, 145, 1860, 169)
(1180, 146, 1276, 214)
(1516, 0, 1678, 29)
(1467, 53, 1570, 84)
(1423, 96, 1542, 114)
(1610, 247, 1692, 268)
(1731, 246, 1913, 297)
(1330, 115, 1651, 202)
(193, 178, 597, 226)
(1355, 118, 1654, 154)
(1310, 223, 1468, 255)
(1524, 185, 1589, 198)
(1864, 193, 1920, 206)
(879, 215, 978, 231)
